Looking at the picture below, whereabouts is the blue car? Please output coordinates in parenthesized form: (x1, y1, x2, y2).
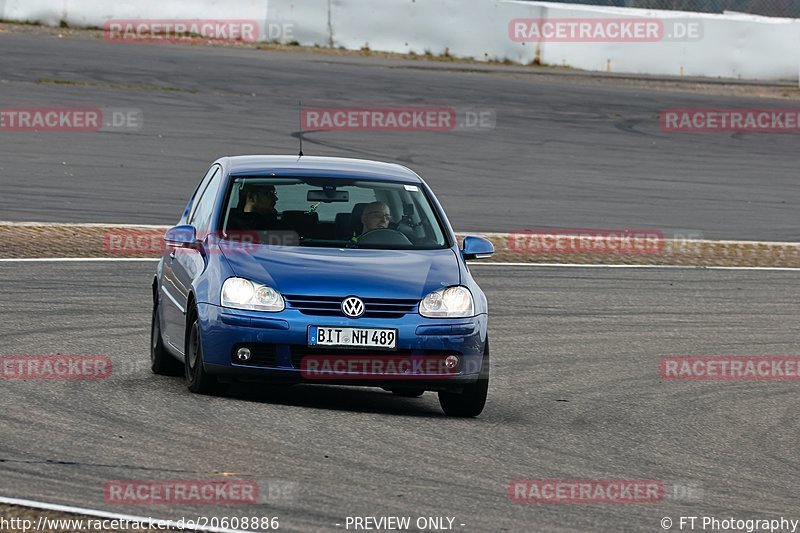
(151, 156, 494, 416)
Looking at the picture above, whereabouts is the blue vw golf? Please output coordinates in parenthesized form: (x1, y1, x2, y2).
(151, 156, 494, 416)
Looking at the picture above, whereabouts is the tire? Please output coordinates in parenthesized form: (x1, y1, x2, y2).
(438, 338, 489, 417)
(185, 307, 218, 394)
(150, 301, 183, 376)
(391, 389, 425, 398)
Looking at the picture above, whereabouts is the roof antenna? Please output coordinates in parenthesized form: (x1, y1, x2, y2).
(298, 101, 304, 158)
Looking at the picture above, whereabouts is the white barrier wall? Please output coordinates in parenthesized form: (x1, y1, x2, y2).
(2, 0, 269, 37)
(265, 0, 329, 46)
(1, 0, 797, 81)
(520, 2, 800, 80)
(328, 0, 542, 64)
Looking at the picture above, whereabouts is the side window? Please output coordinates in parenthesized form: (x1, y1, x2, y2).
(187, 165, 219, 222)
(189, 168, 222, 233)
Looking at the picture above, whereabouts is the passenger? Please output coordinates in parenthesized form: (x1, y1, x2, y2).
(242, 183, 278, 218)
(228, 184, 287, 231)
(360, 201, 392, 234)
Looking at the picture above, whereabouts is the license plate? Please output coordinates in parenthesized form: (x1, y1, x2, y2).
(308, 326, 397, 349)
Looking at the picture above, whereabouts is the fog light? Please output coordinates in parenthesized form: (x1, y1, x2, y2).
(444, 355, 459, 370)
(237, 347, 251, 362)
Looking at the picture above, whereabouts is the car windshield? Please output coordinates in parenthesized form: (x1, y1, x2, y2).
(220, 176, 449, 250)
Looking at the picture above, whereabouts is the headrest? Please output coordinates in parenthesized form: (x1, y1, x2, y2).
(350, 203, 370, 234)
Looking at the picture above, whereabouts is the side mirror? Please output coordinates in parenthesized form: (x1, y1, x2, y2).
(164, 224, 198, 248)
(461, 236, 494, 260)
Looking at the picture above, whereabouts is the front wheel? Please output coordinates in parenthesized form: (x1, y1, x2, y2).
(438, 339, 489, 417)
(185, 308, 218, 394)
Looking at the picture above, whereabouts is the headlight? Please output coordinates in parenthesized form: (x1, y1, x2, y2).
(419, 286, 474, 318)
(221, 277, 284, 312)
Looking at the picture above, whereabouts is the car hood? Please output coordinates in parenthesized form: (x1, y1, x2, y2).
(219, 243, 461, 299)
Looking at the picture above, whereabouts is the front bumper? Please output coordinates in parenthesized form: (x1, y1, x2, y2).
(197, 303, 488, 389)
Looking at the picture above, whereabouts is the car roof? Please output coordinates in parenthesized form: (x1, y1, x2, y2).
(220, 155, 423, 184)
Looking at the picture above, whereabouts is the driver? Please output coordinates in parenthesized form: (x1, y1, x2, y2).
(360, 201, 392, 233)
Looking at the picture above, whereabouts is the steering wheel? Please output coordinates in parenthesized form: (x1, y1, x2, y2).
(357, 228, 413, 246)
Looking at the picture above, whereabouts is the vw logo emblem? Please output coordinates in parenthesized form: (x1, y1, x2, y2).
(341, 296, 365, 318)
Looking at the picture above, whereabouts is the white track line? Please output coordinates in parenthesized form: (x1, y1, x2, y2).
(0, 258, 797, 271)
(0, 495, 255, 533)
(0, 258, 160, 262)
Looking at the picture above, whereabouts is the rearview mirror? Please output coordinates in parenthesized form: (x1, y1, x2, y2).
(461, 236, 494, 260)
(164, 224, 197, 248)
(307, 190, 349, 202)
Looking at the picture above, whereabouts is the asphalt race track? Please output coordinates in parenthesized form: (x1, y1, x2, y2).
(1, 24, 800, 533)
(0, 262, 798, 532)
(0, 30, 799, 240)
